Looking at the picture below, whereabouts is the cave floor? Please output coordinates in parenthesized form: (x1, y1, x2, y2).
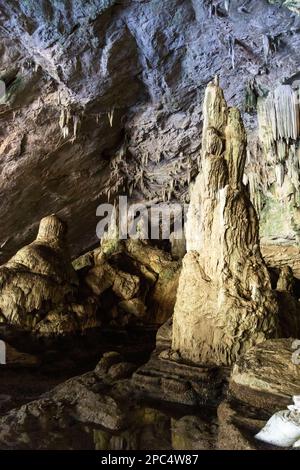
(0, 327, 288, 451)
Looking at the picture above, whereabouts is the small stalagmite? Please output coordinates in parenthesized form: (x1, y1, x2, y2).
(172, 80, 279, 366)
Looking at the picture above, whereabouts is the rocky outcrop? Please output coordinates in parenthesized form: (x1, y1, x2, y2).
(230, 338, 300, 410)
(268, 1, 300, 14)
(0, 1, 300, 260)
(172, 80, 278, 366)
(0, 352, 137, 449)
(0, 215, 79, 329)
(262, 243, 300, 279)
(132, 349, 227, 407)
(0, 213, 180, 334)
(76, 239, 181, 327)
(131, 318, 229, 407)
(0, 348, 219, 450)
(217, 338, 300, 450)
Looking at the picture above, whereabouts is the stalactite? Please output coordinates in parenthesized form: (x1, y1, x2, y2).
(224, 0, 230, 13)
(258, 85, 300, 148)
(59, 107, 71, 138)
(263, 35, 270, 61)
(62, 126, 69, 138)
(228, 35, 235, 70)
(256, 84, 300, 207)
(275, 162, 285, 187)
(107, 108, 114, 127)
(59, 108, 66, 130)
(245, 79, 257, 112)
(73, 115, 79, 138)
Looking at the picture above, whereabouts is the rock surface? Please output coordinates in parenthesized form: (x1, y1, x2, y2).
(132, 319, 229, 407)
(0, 213, 180, 334)
(230, 338, 300, 410)
(262, 243, 300, 280)
(0, 215, 81, 330)
(172, 80, 278, 366)
(217, 338, 300, 450)
(0, 1, 300, 259)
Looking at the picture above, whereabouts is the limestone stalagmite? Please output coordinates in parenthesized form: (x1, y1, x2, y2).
(0, 215, 77, 328)
(172, 80, 279, 366)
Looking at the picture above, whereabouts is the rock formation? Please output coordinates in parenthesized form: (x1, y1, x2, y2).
(0, 211, 180, 335)
(0, 215, 78, 329)
(1, 1, 300, 260)
(172, 80, 279, 366)
(80, 238, 180, 327)
(217, 337, 300, 450)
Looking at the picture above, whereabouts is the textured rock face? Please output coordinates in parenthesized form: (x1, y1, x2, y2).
(230, 338, 300, 406)
(0, 215, 78, 328)
(1, 1, 300, 260)
(172, 81, 278, 366)
(0, 212, 180, 334)
(262, 243, 300, 279)
(269, 0, 300, 14)
(80, 239, 180, 327)
(216, 337, 300, 450)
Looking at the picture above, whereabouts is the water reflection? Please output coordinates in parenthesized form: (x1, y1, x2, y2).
(93, 406, 217, 451)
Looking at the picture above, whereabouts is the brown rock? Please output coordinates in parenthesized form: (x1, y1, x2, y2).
(118, 298, 146, 318)
(172, 81, 278, 366)
(262, 244, 300, 280)
(230, 338, 300, 411)
(0, 215, 77, 329)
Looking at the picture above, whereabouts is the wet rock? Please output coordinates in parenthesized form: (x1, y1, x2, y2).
(0, 371, 127, 449)
(217, 399, 273, 450)
(3, 344, 40, 368)
(261, 244, 300, 280)
(170, 231, 186, 261)
(72, 252, 94, 271)
(156, 318, 173, 350)
(132, 349, 227, 407)
(84, 262, 140, 300)
(93, 407, 172, 450)
(94, 351, 123, 377)
(108, 362, 137, 380)
(230, 338, 300, 412)
(125, 240, 174, 275)
(84, 264, 113, 296)
(172, 415, 217, 450)
(112, 269, 140, 300)
(82, 240, 180, 326)
(147, 266, 180, 324)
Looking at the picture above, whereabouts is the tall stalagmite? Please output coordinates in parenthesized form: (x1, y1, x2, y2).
(172, 80, 279, 366)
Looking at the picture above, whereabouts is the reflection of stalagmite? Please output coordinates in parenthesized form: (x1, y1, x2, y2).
(172, 80, 279, 366)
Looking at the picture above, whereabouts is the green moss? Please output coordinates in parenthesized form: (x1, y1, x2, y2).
(260, 193, 299, 239)
(72, 251, 94, 271)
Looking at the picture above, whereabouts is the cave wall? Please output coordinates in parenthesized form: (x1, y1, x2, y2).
(0, 0, 300, 261)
